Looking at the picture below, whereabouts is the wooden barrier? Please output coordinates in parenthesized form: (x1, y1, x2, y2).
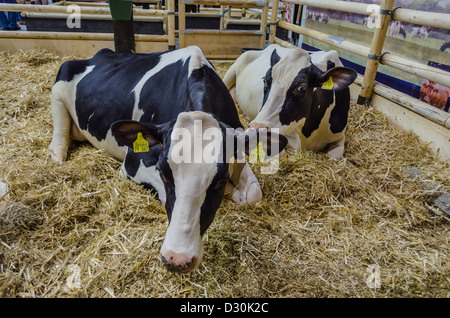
(357, 0, 395, 106)
(22, 12, 163, 22)
(277, 20, 370, 58)
(268, 0, 279, 44)
(0, 3, 167, 17)
(280, 0, 450, 30)
(0, 2, 174, 54)
(167, 0, 176, 49)
(275, 22, 450, 90)
(0, 30, 168, 56)
(182, 0, 267, 8)
(178, 0, 269, 59)
(23, 12, 165, 35)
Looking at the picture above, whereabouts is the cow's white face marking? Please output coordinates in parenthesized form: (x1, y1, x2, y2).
(160, 111, 223, 271)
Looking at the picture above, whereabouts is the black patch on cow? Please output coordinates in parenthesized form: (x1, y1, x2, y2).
(155, 134, 176, 223)
(301, 87, 334, 138)
(139, 59, 189, 124)
(55, 59, 91, 83)
(200, 162, 229, 236)
(189, 65, 244, 129)
(301, 59, 350, 137)
(279, 64, 322, 126)
(123, 144, 163, 178)
(121, 143, 166, 198)
(74, 50, 164, 141)
(326, 60, 335, 71)
(329, 87, 350, 134)
(261, 49, 281, 108)
(270, 49, 281, 67)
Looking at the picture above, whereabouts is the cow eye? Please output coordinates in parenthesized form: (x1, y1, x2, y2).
(294, 84, 306, 96)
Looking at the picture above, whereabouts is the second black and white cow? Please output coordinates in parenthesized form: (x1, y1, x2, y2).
(223, 44, 357, 158)
(49, 46, 287, 273)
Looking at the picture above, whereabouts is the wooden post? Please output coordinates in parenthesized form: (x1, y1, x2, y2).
(109, 0, 135, 53)
(167, 0, 176, 49)
(295, 4, 303, 25)
(269, 0, 279, 44)
(179, 0, 186, 48)
(259, 0, 269, 48)
(112, 19, 135, 53)
(220, 6, 225, 29)
(357, 0, 395, 106)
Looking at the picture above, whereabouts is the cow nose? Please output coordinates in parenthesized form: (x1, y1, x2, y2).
(161, 252, 198, 273)
(249, 122, 270, 131)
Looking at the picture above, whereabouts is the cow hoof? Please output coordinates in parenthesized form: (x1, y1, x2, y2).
(231, 181, 262, 205)
(48, 146, 66, 163)
(327, 145, 344, 160)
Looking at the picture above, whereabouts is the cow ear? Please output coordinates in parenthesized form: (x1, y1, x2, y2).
(234, 129, 288, 160)
(319, 67, 357, 92)
(111, 120, 164, 148)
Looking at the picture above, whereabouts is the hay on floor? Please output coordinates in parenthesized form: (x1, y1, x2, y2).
(0, 50, 449, 298)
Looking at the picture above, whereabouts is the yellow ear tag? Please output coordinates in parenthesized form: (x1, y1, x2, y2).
(322, 76, 334, 90)
(133, 132, 150, 153)
(249, 141, 266, 163)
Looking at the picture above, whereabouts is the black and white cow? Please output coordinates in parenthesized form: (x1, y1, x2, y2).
(49, 46, 287, 273)
(223, 44, 357, 158)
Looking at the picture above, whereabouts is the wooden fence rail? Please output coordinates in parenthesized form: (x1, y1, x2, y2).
(275, 0, 450, 108)
(282, 0, 450, 30)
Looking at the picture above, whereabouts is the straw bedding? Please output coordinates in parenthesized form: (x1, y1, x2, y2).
(0, 49, 448, 298)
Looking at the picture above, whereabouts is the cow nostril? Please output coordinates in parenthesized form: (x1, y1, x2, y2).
(163, 260, 193, 273)
(249, 123, 271, 131)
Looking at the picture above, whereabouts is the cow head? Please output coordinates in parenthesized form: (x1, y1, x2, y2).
(112, 111, 287, 273)
(249, 49, 357, 144)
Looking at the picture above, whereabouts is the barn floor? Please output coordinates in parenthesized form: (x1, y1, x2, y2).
(0, 49, 449, 298)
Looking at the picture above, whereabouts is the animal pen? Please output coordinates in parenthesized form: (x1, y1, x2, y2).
(0, 0, 449, 298)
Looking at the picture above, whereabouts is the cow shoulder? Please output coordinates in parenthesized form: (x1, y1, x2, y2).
(55, 59, 91, 83)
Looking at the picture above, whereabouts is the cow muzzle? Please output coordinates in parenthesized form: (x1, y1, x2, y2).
(160, 251, 199, 273)
(248, 122, 271, 131)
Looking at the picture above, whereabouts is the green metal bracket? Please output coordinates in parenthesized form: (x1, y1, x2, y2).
(108, 0, 135, 53)
(108, 0, 133, 21)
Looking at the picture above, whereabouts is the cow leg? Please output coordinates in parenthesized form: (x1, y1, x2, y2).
(48, 94, 72, 162)
(227, 162, 262, 205)
(70, 122, 87, 142)
(222, 61, 237, 90)
(229, 86, 237, 104)
(326, 138, 345, 159)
